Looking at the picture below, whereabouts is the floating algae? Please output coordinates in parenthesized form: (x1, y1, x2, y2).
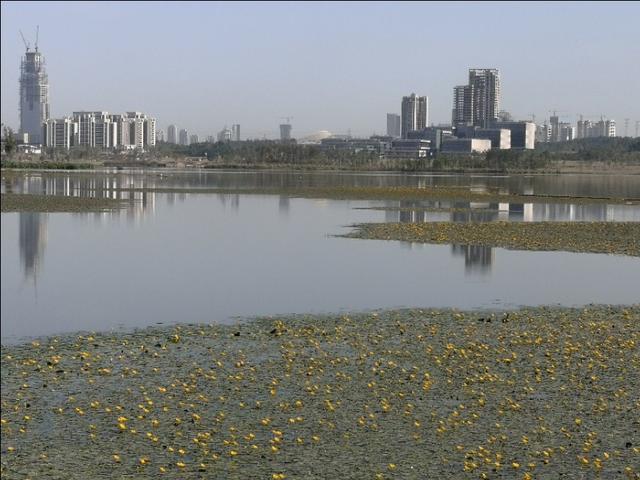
(1, 306, 639, 479)
(345, 221, 640, 257)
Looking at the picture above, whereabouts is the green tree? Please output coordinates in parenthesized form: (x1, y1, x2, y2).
(3, 126, 16, 155)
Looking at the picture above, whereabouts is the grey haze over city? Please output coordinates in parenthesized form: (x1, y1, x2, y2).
(1, 1, 639, 139)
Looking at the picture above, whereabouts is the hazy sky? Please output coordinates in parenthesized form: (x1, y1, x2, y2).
(2, 1, 639, 139)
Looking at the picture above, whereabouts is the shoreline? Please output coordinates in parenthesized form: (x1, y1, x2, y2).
(2, 305, 638, 479)
(3, 160, 640, 175)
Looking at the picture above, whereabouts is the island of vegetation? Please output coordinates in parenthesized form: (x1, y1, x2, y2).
(344, 221, 640, 257)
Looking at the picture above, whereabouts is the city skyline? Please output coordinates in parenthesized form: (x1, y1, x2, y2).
(2, 2, 639, 139)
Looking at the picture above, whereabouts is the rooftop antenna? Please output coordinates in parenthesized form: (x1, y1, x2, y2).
(19, 30, 30, 51)
(35, 25, 39, 52)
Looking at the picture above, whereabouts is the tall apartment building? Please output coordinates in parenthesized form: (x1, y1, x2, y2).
(44, 111, 156, 150)
(232, 124, 241, 141)
(468, 69, 500, 128)
(20, 45, 50, 144)
(190, 134, 199, 144)
(179, 129, 189, 145)
(452, 85, 473, 126)
(401, 94, 428, 138)
(535, 123, 551, 144)
(167, 125, 177, 144)
(386, 114, 401, 138)
(44, 117, 76, 149)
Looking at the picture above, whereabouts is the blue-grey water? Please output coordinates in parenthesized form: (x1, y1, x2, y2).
(2, 169, 639, 343)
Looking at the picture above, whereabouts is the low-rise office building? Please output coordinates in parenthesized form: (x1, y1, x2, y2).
(320, 137, 390, 155)
(490, 121, 535, 149)
(474, 128, 511, 149)
(441, 138, 492, 154)
(385, 139, 431, 159)
(407, 127, 454, 151)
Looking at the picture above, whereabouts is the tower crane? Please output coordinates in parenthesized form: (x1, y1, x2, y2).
(19, 30, 30, 51)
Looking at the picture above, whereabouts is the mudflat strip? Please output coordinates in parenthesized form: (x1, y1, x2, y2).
(345, 221, 640, 257)
(1, 306, 639, 479)
(0, 193, 125, 213)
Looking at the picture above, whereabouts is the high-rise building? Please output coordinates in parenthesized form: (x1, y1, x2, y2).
(280, 123, 292, 141)
(400, 94, 428, 138)
(386, 114, 401, 138)
(452, 85, 473, 126)
(190, 134, 199, 144)
(179, 129, 189, 145)
(167, 125, 177, 144)
(468, 69, 500, 128)
(156, 129, 164, 142)
(19, 44, 50, 144)
(232, 124, 241, 141)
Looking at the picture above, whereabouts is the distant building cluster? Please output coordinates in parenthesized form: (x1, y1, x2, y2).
(11, 39, 630, 159)
(535, 115, 617, 143)
(15, 41, 156, 152)
(379, 68, 534, 158)
(163, 124, 240, 145)
(45, 112, 156, 151)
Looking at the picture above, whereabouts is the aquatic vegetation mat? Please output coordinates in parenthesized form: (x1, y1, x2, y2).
(2, 306, 639, 479)
(0, 193, 125, 213)
(345, 221, 640, 257)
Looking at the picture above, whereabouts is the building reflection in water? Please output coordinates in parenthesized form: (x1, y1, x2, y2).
(6, 172, 163, 280)
(279, 195, 290, 215)
(451, 244, 493, 274)
(217, 193, 240, 211)
(19, 212, 47, 280)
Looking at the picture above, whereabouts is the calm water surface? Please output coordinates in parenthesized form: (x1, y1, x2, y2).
(2, 170, 639, 342)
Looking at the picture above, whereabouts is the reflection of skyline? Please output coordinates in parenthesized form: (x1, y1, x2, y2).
(382, 197, 640, 274)
(3, 172, 166, 224)
(19, 212, 47, 280)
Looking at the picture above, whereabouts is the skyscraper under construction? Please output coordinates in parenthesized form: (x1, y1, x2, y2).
(19, 36, 50, 144)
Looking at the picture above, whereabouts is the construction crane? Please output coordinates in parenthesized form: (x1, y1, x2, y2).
(548, 110, 569, 120)
(19, 30, 30, 51)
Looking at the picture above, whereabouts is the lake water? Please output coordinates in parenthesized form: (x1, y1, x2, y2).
(2, 169, 639, 343)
